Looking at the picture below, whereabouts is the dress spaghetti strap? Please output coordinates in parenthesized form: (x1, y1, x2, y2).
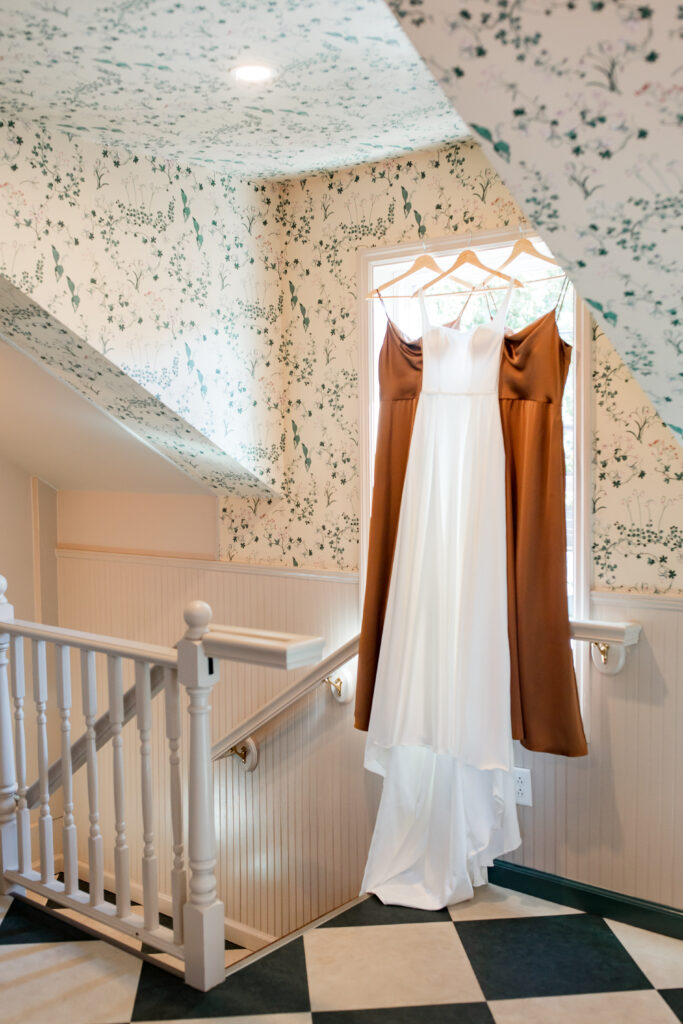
(417, 287, 432, 337)
(495, 277, 516, 327)
(554, 275, 570, 316)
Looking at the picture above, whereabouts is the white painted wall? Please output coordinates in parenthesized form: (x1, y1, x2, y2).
(32, 477, 59, 625)
(0, 454, 62, 840)
(507, 592, 683, 910)
(57, 491, 219, 560)
(0, 451, 36, 620)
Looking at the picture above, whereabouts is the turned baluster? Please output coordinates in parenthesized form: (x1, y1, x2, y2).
(56, 645, 78, 895)
(10, 635, 30, 875)
(165, 666, 187, 944)
(135, 660, 159, 930)
(108, 655, 130, 917)
(32, 639, 54, 884)
(81, 649, 104, 906)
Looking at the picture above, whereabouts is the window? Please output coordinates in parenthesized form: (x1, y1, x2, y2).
(359, 230, 591, 713)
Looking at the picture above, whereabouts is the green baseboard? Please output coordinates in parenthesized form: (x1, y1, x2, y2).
(488, 860, 683, 941)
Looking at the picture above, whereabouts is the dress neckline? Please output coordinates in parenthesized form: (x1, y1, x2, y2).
(418, 278, 516, 340)
(385, 295, 566, 351)
(384, 313, 461, 349)
(505, 307, 570, 351)
(385, 316, 421, 349)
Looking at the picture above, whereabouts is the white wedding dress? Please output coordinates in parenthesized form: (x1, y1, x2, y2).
(362, 283, 521, 910)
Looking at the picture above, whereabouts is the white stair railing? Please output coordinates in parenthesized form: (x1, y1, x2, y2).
(0, 576, 323, 991)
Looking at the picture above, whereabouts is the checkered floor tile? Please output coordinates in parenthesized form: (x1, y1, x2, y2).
(0, 883, 681, 1023)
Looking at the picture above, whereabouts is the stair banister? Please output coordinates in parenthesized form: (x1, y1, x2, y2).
(0, 575, 326, 990)
(26, 663, 170, 810)
(211, 633, 360, 764)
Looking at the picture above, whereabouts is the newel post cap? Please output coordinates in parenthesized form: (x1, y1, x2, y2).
(0, 576, 13, 622)
(183, 600, 212, 640)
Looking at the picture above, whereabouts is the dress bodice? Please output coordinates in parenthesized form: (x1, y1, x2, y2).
(499, 308, 571, 405)
(378, 321, 422, 402)
(419, 281, 514, 396)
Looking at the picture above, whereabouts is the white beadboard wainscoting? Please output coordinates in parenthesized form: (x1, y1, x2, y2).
(56, 549, 376, 939)
(506, 591, 683, 910)
(55, 550, 682, 940)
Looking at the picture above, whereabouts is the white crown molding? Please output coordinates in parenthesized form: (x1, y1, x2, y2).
(55, 545, 360, 585)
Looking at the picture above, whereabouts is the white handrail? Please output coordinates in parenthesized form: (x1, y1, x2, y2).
(2, 618, 178, 667)
(203, 624, 324, 669)
(570, 618, 641, 646)
(209, 614, 642, 764)
(211, 634, 360, 762)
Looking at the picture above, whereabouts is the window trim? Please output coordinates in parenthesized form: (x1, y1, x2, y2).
(358, 228, 592, 729)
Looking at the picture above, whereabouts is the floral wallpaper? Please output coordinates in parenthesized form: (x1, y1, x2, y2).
(219, 140, 524, 568)
(218, 140, 682, 593)
(593, 323, 682, 594)
(0, 115, 678, 592)
(385, 0, 683, 446)
(0, 119, 284, 495)
(0, 0, 466, 178)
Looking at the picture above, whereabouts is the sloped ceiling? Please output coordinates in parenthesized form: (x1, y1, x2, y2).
(0, 0, 467, 177)
(0, 278, 276, 496)
(0, 339, 210, 493)
(385, 0, 683, 444)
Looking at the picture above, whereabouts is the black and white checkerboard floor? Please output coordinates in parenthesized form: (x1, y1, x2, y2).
(1, 883, 682, 1023)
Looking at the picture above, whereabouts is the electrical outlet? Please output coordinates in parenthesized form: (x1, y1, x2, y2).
(513, 767, 532, 806)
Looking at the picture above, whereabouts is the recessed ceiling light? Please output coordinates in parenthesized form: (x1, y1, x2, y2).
(231, 64, 276, 84)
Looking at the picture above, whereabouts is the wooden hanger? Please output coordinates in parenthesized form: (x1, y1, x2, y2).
(418, 249, 523, 294)
(497, 236, 558, 269)
(481, 238, 559, 288)
(366, 252, 471, 299)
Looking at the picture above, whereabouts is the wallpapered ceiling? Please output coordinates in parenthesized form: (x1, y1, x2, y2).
(0, 278, 272, 495)
(0, 119, 284, 494)
(386, 0, 683, 447)
(0, 120, 679, 591)
(0, 0, 466, 178)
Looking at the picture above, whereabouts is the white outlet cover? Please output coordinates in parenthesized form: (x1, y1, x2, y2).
(513, 767, 533, 806)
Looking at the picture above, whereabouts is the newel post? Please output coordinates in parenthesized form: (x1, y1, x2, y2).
(0, 576, 18, 893)
(177, 600, 225, 992)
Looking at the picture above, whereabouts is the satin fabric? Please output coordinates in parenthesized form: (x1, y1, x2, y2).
(354, 318, 422, 731)
(500, 310, 587, 756)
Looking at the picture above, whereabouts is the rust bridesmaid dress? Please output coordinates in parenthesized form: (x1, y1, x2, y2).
(354, 314, 422, 731)
(500, 309, 587, 757)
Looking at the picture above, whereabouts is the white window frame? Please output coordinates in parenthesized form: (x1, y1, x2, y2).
(358, 227, 592, 728)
